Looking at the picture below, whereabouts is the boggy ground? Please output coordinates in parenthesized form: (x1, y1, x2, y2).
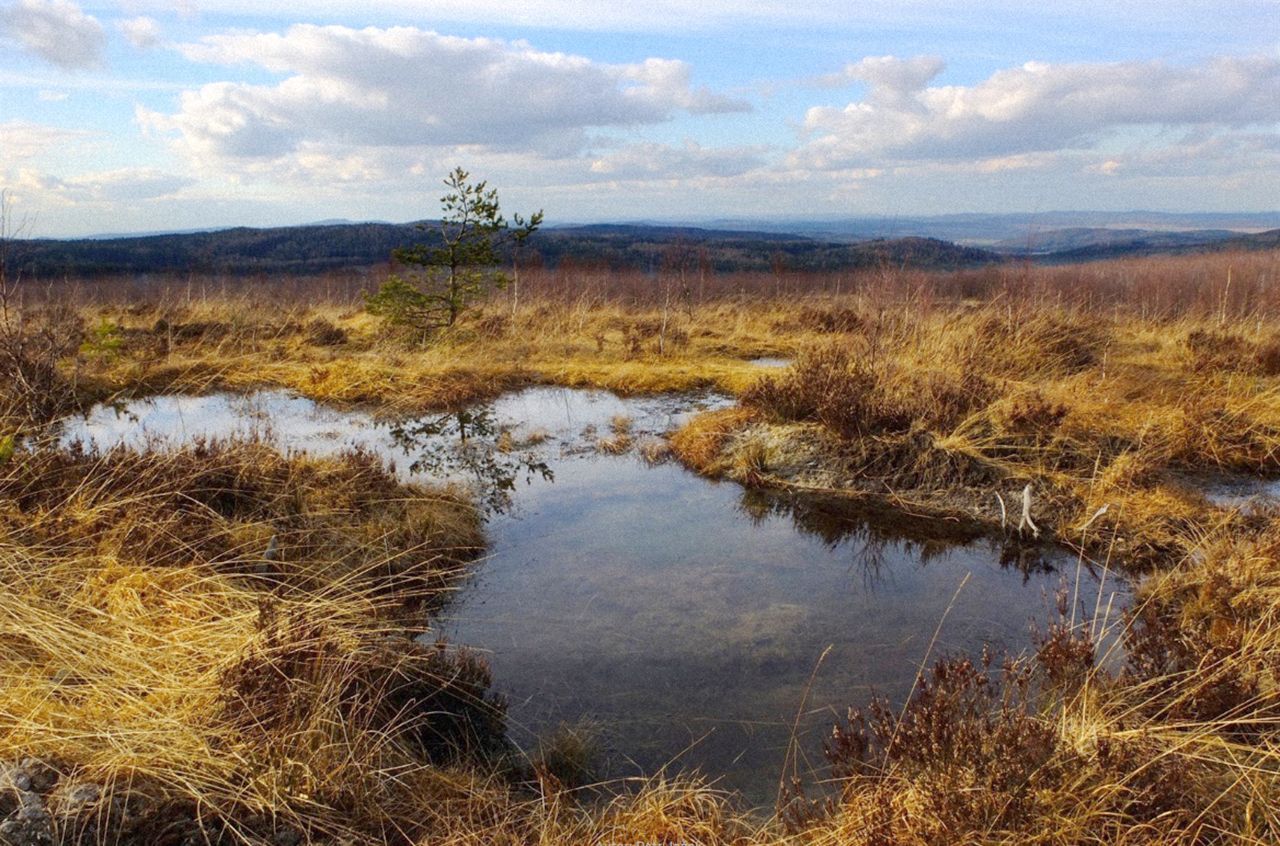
(2, 250, 1280, 843)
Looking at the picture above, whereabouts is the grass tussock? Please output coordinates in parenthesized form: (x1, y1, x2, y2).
(2, 438, 483, 608)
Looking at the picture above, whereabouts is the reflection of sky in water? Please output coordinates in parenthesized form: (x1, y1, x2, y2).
(1202, 476, 1280, 515)
(63, 387, 730, 497)
(62, 388, 1126, 807)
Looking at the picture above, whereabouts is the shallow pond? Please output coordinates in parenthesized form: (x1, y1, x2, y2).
(62, 387, 1125, 806)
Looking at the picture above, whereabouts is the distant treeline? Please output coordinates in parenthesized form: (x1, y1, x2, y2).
(1027, 228, 1280, 263)
(5, 221, 1002, 278)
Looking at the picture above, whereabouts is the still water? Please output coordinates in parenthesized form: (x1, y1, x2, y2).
(63, 387, 1123, 805)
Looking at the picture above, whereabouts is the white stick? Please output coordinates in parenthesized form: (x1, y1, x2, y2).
(1018, 483, 1040, 538)
(1078, 503, 1110, 532)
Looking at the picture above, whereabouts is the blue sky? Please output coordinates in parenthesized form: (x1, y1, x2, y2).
(1, 0, 1277, 236)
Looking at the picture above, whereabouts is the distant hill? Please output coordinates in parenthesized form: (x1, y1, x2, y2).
(6, 222, 1001, 278)
(1028, 228, 1280, 262)
(697, 211, 1280, 246)
(9, 215, 1275, 279)
(10, 223, 431, 276)
(994, 227, 1241, 255)
(533, 226, 997, 273)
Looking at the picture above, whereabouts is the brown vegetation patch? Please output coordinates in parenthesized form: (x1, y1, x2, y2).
(668, 406, 760, 475)
(0, 439, 482, 607)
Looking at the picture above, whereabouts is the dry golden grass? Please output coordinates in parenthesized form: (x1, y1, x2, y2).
(4, 251, 1280, 843)
(0, 444, 502, 842)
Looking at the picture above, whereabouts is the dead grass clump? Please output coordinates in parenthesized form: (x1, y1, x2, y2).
(1183, 327, 1253, 373)
(160, 318, 232, 342)
(1097, 446, 1168, 492)
(989, 390, 1071, 456)
(772, 304, 864, 334)
(669, 406, 760, 475)
(956, 309, 1108, 379)
(305, 316, 348, 346)
(1121, 527, 1280, 726)
(589, 779, 747, 846)
(1166, 393, 1280, 473)
(221, 603, 506, 768)
(596, 415, 634, 455)
(741, 342, 910, 439)
(0, 553, 507, 845)
(1178, 327, 1280, 377)
(850, 427, 1003, 493)
(1, 440, 483, 607)
(1255, 334, 1280, 376)
(1123, 602, 1263, 726)
(900, 369, 998, 433)
(0, 438, 506, 844)
(530, 722, 603, 792)
(637, 438, 673, 465)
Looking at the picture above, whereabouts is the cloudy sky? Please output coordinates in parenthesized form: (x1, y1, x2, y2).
(1, 0, 1277, 236)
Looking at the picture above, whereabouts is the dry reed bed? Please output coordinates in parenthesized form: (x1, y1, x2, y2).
(2, 250, 1280, 843)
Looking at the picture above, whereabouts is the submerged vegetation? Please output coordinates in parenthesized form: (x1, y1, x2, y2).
(2, 247, 1280, 842)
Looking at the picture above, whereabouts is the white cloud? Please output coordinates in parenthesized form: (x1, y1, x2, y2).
(794, 55, 1280, 169)
(818, 55, 945, 99)
(0, 120, 87, 165)
(0, 0, 105, 70)
(14, 166, 194, 204)
(87, 0, 1280, 36)
(1082, 132, 1280, 180)
(36, 89, 67, 101)
(142, 24, 749, 174)
(119, 15, 161, 49)
(588, 141, 767, 180)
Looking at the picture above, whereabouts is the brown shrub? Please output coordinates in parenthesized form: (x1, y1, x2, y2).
(305, 316, 348, 346)
(1184, 328, 1254, 373)
(902, 369, 998, 433)
(1123, 599, 1263, 725)
(824, 654, 1062, 835)
(1254, 334, 1280, 375)
(741, 342, 910, 438)
(0, 306, 82, 427)
(1033, 584, 1098, 691)
(1092, 734, 1202, 826)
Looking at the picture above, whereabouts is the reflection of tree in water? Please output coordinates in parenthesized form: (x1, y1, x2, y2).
(996, 543, 1058, 579)
(385, 407, 553, 514)
(736, 489, 1057, 585)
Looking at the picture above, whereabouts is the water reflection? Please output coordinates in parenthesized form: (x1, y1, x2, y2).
(385, 408, 553, 514)
(738, 488, 1057, 585)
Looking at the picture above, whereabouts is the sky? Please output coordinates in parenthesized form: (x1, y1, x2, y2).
(0, 0, 1278, 237)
